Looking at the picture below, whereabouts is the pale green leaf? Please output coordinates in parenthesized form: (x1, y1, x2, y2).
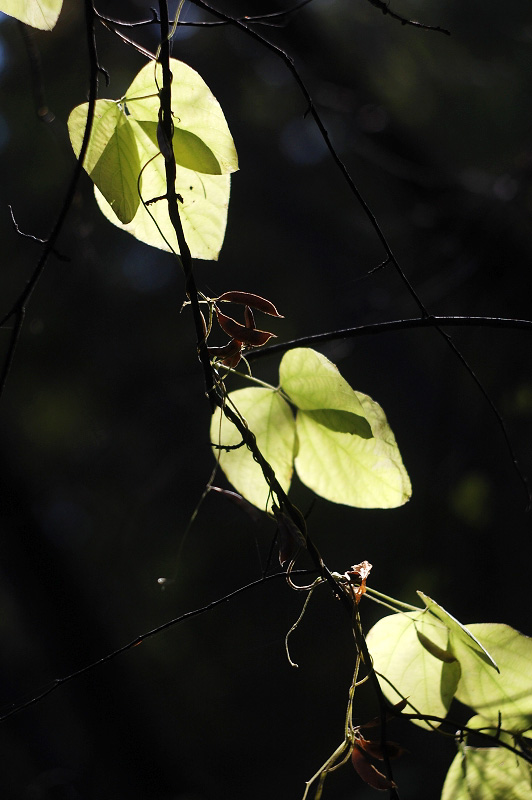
(441, 746, 532, 800)
(453, 624, 532, 732)
(366, 611, 460, 729)
(417, 593, 498, 672)
(68, 101, 140, 224)
(279, 348, 367, 417)
(0, 0, 62, 29)
(210, 388, 296, 511)
(124, 59, 238, 175)
(95, 118, 230, 260)
(294, 396, 411, 508)
(134, 121, 222, 175)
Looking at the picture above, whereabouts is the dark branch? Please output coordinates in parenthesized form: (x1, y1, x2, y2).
(365, 0, 450, 35)
(95, 1, 312, 29)
(0, 0, 100, 401)
(0, 571, 311, 723)
(246, 316, 532, 360)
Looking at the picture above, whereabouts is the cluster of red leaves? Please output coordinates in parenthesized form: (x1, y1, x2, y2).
(207, 291, 283, 368)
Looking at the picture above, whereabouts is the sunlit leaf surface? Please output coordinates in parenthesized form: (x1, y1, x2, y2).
(69, 59, 237, 259)
(366, 611, 460, 729)
(0, 0, 62, 29)
(441, 744, 532, 800)
(418, 593, 498, 671)
(279, 348, 410, 508)
(294, 392, 411, 508)
(453, 624, 532, 732)
(68, 101, 140, 224)
(280, 348, 367, 417)
(95, 118, 230, 259)
(210, 388, 296, 511)
(124, 60, 238, 175)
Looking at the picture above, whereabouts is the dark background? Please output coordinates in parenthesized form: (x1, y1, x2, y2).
(0, 0, 531, 798)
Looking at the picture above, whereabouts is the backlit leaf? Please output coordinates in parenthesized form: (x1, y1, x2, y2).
(418, 593, 498, 671)
(453, 624, 532, 732)
(279, 348, 367, 417)
(279, 348, 411, 508)
(0, 0, 62, 29)
(366, 611, 460, 729)
(68, 100, 140, 224)
(95, 118, 230, 260)
(441, 745, 532, 800)
(210, 388, 296, 511)
(294, 395, 411, 508)
(124, 59, 238, 175)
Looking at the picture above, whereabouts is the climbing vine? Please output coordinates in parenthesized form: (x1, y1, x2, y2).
(0, 1, 531, 799)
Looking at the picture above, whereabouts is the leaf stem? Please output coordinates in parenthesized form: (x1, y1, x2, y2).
(365, 587, 420, 612)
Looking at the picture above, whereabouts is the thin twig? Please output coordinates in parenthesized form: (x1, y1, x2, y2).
(246, 315, 532, 359)
(0, 0, 100, 401)
(95, 1, 312, 29)
(248, 314, 532, 507)
(0, 571, 311, 723)
(365, 0, 450, 35)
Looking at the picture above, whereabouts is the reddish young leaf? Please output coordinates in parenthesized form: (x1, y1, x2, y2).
(217, 291, 284, 317)
(215, 308, 275, 347)
(208, 339, 242, 359)
(351, 747, 397, 792)
(221, 350, 242, 368)
(356, 736, 407, 761)
(244, 305, 256, 329)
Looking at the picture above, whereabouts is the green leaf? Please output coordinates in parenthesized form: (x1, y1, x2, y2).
(68, 101, 140, 224)
(279, 348, 367, 417)
(124, 59, 238, 175)
(294, 394, 411, 508)
(453, 624, 532, 732)
(366, 611, 460, 729)
(95, 118, 230, 260)
(210, 388, 296, 511)
(417, 593, 498, 672)
(279, 348, 411, 508)
(441, 745, 532, 800)
(134, 121, 222, 175)
(0, 0, 62, 29)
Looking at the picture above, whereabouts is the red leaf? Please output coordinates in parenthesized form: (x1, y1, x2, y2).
(244, 305, 256, 329)
(215, 308, 275, 347)
(351, 747, 397, 792)
(208, 339, 242, 359)
(356, 736, 407, 761)
(217, 291, 284, 317)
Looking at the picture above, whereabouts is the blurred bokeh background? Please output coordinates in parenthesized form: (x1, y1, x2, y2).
(0, 0, 531, 797)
